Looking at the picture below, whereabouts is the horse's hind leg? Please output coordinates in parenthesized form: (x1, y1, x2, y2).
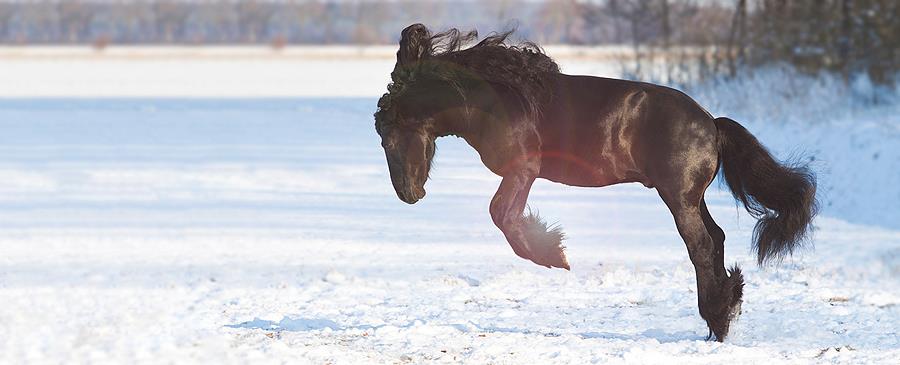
(659, 189, 744, 342)
(700, 198, 744, 337)
(700, 199, 726, 277)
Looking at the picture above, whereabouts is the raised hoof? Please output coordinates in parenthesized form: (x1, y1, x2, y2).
(522, 210, 569, 270)
(531, 249, 570, 270)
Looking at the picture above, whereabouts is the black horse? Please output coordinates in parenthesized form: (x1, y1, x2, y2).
(374, 24, 817, 341)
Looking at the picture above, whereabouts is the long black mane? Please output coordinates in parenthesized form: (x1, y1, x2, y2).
(378, 27, 560, 128)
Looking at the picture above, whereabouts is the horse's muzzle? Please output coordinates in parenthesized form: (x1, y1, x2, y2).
(397, 185, 425, 204)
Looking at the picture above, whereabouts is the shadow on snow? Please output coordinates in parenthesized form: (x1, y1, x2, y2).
(226, 316, 705, 343)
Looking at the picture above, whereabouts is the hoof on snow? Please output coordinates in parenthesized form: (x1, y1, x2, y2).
(704, 265, 744, 342)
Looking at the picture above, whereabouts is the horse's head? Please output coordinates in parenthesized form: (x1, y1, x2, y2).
(375, 24, 487, 203)
(375, 92, 436, 204)
(374, 24, 439, 204)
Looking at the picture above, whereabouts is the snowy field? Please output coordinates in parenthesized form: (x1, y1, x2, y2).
(0, 46, 626, 98)
(0, 49, 898, 363)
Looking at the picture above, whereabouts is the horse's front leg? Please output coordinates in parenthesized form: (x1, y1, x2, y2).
(490, 169, 570, 270)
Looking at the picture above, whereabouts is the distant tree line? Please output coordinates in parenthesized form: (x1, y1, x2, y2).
(602, 0, 899, 85)
(0, 0, 896, 83)
(0, 0, 595, 45)
(748, 0, 899, 83)
(0, 0, 746, 46)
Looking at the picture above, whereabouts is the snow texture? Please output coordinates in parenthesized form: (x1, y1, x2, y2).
(0, 54, 898, 363)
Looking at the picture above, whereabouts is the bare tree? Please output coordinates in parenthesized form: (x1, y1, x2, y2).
(537, 0, 586, 44)
(725, 0, 747, 77)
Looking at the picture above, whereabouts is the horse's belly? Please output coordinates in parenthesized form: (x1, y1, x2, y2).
(538, 154, 638, 187)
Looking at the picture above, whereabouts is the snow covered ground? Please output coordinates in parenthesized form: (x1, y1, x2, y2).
(0, 50, 898, 363)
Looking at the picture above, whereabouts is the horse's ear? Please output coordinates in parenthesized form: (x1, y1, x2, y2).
(397, 23, 432, 66)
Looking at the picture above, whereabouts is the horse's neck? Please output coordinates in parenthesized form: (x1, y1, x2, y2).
(452, 99, 528, 153)
(434, 82, 530, 151)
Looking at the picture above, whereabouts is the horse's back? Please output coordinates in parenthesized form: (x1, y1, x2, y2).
(548, 74, 713, 125)
(537, 73, 718, 188)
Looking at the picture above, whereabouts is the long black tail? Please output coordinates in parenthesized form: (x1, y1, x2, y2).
(715, 117, 818, 264)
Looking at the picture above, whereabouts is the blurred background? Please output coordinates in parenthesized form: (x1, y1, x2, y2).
(0, 0, 897, 85)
